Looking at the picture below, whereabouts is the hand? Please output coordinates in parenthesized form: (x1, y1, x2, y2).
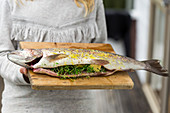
(20, 67, 30, 83)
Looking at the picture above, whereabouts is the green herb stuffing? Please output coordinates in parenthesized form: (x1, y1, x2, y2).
(50, 64, 106, 77)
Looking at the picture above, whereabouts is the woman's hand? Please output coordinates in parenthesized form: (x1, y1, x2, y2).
(20, 67, 28, 76)
(20, 67, 30, 83)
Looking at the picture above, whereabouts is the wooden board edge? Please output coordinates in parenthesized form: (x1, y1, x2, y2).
(19, 42, 115, 53)
(19, 42, 112, 46)
(31, 84, 134, 90)
(28, 70, 34, 86)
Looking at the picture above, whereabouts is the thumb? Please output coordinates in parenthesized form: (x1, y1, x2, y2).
(20, 67, 28, 76)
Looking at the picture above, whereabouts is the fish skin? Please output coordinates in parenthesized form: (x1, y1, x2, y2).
(30, 48, 146, 71)
(7, 48, 168, 76)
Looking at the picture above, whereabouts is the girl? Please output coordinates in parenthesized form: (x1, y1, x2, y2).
(0, 0, 107, 113)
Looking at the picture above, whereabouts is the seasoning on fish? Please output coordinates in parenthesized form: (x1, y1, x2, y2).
(7, 48, 168, 78)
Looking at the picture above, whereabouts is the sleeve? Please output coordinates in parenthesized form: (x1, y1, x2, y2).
(0, 0, 29, 85)
(92, 0, 107, 43)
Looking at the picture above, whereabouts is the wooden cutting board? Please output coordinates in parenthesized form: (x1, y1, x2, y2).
(20, 42, 134, 90)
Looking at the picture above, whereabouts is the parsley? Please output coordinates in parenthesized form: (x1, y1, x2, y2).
(50, 64, 106, 80)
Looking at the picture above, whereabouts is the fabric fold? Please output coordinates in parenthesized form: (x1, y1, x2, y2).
(11, 22, 99, 43)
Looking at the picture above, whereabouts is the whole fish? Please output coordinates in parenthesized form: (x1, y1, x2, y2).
(7, 48, 168, 78)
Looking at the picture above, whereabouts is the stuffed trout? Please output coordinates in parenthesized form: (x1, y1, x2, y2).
(7, 48, 168, 78)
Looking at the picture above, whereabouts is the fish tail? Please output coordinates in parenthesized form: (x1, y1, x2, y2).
(143, 60, 168, 76)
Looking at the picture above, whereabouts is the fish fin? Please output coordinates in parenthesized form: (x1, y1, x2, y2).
(45, 54, 68, 62)
(91, 59, 109, 65)
(143, 60, 168, 76)
(104, 70, 117, 76)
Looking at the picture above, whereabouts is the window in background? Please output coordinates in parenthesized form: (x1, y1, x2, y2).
(150, 4, 166, 94)
(144, 0, 170, 113)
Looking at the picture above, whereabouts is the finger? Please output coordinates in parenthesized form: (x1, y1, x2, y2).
(20, 67, 28, 75)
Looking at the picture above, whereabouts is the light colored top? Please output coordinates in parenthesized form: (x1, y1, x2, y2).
(0, 0, 107, 113)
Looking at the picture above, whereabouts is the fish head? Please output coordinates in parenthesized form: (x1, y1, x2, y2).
(7, 49, 43, 68)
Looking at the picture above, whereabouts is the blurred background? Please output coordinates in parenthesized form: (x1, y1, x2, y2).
(0, 0, 169, 113)
(104, 0, 170, 113)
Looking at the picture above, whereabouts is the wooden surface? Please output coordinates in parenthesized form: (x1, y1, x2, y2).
(96, 72, 152, 113)
(20, 42, 134, 90)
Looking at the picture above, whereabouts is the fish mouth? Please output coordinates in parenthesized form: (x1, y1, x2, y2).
(25, 56, 43, 68)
